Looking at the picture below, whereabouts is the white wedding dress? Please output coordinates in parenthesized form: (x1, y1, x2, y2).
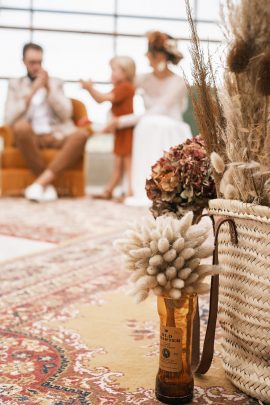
(118, 72, 192, 206)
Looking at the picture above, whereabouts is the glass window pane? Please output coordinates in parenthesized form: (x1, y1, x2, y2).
(33, 12, 114, 32)
(116, 37, 150, 74)
(33, 0, 115, 13)
(0, 10, 30, 27)
(117, 0, 194, 18)
(0, 0, 30, 7)
(197, 22, 223, 41)
(32, 32, 114, 82)
(197, 0, 220, 21)
(0, 29, 30, 76)
(117, 18, 189, 38)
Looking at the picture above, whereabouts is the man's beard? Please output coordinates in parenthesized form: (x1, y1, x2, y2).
(27, 72, 37, 81)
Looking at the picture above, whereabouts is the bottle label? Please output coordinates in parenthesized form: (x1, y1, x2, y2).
(159, 325, 182, 372)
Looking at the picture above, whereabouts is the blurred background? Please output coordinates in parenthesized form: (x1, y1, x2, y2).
(0, 0, 224, 188)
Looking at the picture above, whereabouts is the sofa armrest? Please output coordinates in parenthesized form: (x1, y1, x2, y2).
(0, 126, 13, 148)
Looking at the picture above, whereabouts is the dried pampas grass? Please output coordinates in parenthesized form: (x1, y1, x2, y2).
(186, 0, 270, 206)
(185, 0, 226, 193)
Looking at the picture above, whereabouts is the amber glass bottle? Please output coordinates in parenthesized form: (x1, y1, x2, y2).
(155, 294, 197, 404)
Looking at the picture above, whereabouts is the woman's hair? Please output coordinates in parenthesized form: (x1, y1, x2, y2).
(147, 31, 183, 65)
(110, 56, 136, 82)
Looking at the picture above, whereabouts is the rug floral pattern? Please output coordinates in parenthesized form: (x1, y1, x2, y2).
(0, 199, 260, 404)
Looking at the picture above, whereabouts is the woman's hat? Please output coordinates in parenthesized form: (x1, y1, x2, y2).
(147, 31, 183, 65)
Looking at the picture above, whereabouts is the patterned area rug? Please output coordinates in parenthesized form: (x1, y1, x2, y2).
(0, 198, 147, 243)
(0, 217, 259, 404)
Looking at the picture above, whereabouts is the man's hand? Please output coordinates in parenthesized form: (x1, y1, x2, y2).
(80, 80, 93, 92)
(102, 116, 119, 133)
(25, 69, 49, 106)
(31, 69, 49, 93)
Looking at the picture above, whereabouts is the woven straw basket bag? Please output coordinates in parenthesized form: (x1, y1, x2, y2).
(208, 199, 270, 402)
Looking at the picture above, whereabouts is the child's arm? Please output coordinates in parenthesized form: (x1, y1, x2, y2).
(81, 80, 115, 104)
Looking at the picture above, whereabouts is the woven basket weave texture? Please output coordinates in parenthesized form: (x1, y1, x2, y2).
(208, 199, 270, 403)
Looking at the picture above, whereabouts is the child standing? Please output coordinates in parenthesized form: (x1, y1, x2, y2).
(81, 56, 136, 200)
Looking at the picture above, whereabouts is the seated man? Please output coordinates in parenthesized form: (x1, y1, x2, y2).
(4, 42, 88, 202)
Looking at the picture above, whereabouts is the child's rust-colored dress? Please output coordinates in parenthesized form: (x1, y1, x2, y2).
(112, 81, 135, 157)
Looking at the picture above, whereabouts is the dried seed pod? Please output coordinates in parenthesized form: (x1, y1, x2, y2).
(151, 230, 161, 240)
(220, 167, 234, 194)
(184, 236, 206, 249)
(165, 266, 177, 280)
(224, 184, 239, 199)
(185, 272, 199, 286)
(169, 288, 182, 299)
(141, 225, 152, 241)
(186, 258, 200, 270)
(130, 247, 152, 259)
(173, 256, 184, 270)
(194, 244, 214, 259)
(227, 39, 253, 73)
(210, 152, 225, 174)
(171, 279, 185, 289)
(147, 266, 159, 275)
(129, 268, 146, 282)
(124, 230, 143, 244)
(177, 268, 192, 280)
(135, 258, 149, 269)
(194, 282, 209, 294)
(178, 212, 193, 236)
(149, 254, 163, 267)
(135, 290, 149, 303)
(150, 240, 158, 254)
(153, 286, 163, 296)
(181, 248, 195, 260)
(157, 273, 167, 286)
(136, 275, 157, 290)
(163, 249, 177, 263)
(164, 281, 172, 291)
(172, 237, 185, 253)
(163, 225, 174, 242)
(183, 286, 194, 294)
(158, 237, 170, 253)
(185, 225, 209, 241)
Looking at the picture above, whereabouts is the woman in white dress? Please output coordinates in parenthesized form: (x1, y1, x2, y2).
(107, 32, 192, 205)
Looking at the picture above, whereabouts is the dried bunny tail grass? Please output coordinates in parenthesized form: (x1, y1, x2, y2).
(129, 268, 147, 282)
(194, 244, 214, 259)
(185, 223, 211, 240)
(177, 211, 193, 235)
(211, 152, 225, 174)
(115, 213, 217, 302)
(135, 290, 149, 303)
(224, 184, 239, 199)
(227, 39, 254, 73)
(257, 50, 270, 96)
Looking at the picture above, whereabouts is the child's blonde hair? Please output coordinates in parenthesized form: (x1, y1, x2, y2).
(110, 56, 136, 82)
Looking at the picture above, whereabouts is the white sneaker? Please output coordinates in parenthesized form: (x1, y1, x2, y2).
(43, 185, 58, 202)
(24, 183, 58, 202)
(24, 183, 45, 202)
